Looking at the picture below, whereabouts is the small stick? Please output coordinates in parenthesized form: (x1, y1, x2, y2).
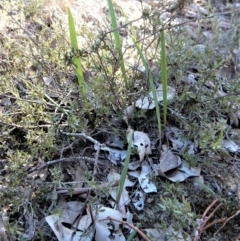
(202, 199, 219, 218)
(202, 218, 227, 232)
(70, 190, 91, 241)
(214, 209, 240, 235)
(99, 216, 151, 241)
(193, 199, 223, 241)
(234, 232, 240, 241)
(56, 179, 119, 196)
(93, 145, 100, 177)
(202, 202, 223, 226)
(28, 157, 96, 174)
(60, 131, 105, 148)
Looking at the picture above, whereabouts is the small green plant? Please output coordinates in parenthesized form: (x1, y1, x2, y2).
(125, 13, 162, 142)
(198, 119, 228, 150)
(159, 196, 196, 229)
(68, 8, 89, 114)
(107, 0, 128, 88)
(1, 0, 240, 240)
(160, 29, 168, 130)
(159, 182, 197, 232)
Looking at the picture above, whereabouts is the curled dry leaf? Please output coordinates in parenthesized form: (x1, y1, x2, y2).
(132, 191, 145, 211)
(157, 145, 181, 175)
(127, 161, 141, 170)
(95, 144, 127, 164)
(166, 161, 201, 182)
(45, 214, 89, 241)
(108, 172, 135, 202)
(43, 76, 54, 85)
(127, 130, 152, 162)
(94, 207, 125, 241)
(125, 209, 133, 231)
(138, 161, 157, 193)
(135, 85, 176, 110)
(59, 201, 85, 224)
(128, 161, 157, 194)
(128, 170, 140, 178)
(46, 206, 126, 241)
(107, 172, 135, 216)
(222, 139, 240, 152)
(156, 145, 200, 182)
(166, 126, 197, 155)
(77, 206, 125, 241)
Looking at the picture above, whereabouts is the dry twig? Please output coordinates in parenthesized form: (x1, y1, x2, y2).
(235, 232, 240, 241)
(99, 216, 151, 241)
(193, 199, 226, 241)
(28, 156, 96, 174)
(56, 179, 119, 196)
(214, 209, 240, 236)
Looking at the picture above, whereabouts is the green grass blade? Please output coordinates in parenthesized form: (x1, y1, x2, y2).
(107, 0, 128, 88)
(116, 129, 133, 207)
(68, 9, 78, 48)
(127, 223, 140, 241)
(160, 29, 168, 130)
(67, 8, 88, 109)
(38, 230, 46, 241)
(123, 12, 161, 141)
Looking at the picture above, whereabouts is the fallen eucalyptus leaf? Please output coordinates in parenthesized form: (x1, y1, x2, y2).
(132, 191, 145, 211)
(156, 146, 200, 182)
(127, 161, 141, 170)
(138, 171, 157, 193)
(166, 161, 201, 182)
(95, 144, 127, 164)
(222, 139, 240, 152)
(45, 214, 89, 241)
(43, 76, 53, 85)
(107, 172, 135, 204)
(135, 85, 175, 110)
(128, 170, 140, 178)
(125, 209, 134, 231)
(158, 145, 181, 174)
(127, 130, 151, 162)
(74, 206, 125, 241)
(138, 161, 157, 193)
(94, 207, 125, 241)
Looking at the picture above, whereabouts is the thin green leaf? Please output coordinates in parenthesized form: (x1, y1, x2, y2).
(68, 9, 78, 48)
(127, 223, 140, 241)
(123, 11, 161, 141)
(161, 29, 168, 130)
(67, 8, 88, 110)
(38, 230, 46, 241)
(107, 0, 128, 88)
(116, 129, 133, 207)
